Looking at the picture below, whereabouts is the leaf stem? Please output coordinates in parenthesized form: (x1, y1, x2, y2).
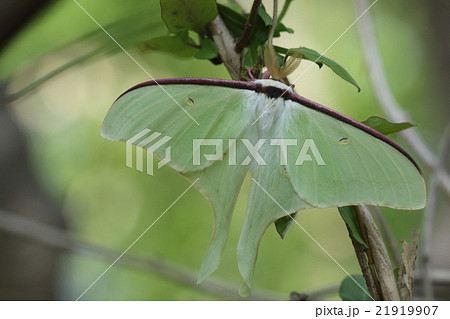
(235, 0, 262, 53)
(278, 0, 292, 22)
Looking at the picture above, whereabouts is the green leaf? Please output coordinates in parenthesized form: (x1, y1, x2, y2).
(251, 15, 271, 44)
(274, 213, 297, 239)
(138, 35, 198, 58)
(256, 5, 293, 34)
(160, 0, 218, 34)
(276, 23, 294, 34)
(278, 0, 294, 23)
(218, 4, 293, 50)
(362, 116, 414, 136)
(194, 38, 218, 60)
(175, 30, 190, 43)
(273, 46, 289, 54)
(275, 46, 361, 92)
(338, 206, 367, 248)
(257, 6, 273, 26)
(217, 4, 247, 38)
(339, 275, 372, 301)
(253, 5, 292, 41)
(242, 41, 260, 67)
(299, 47, 361, 92)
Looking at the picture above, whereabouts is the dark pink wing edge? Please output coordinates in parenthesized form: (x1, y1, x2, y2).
(115, 77, 421, 173)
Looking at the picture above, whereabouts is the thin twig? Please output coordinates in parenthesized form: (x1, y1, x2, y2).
(0, 209, 284, 301)
(421, 125, 450, 300)
(308, 284, 341, 300)
(290, 284, 340, 301)
(268, 0, 279, 45)
(235, 0, 262, 53)
(7, 47, 115, 102)
(354, 0, 450, 197)
(369, 205, 402, 268)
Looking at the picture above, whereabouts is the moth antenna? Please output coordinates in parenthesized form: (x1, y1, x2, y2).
(264, 43, 281, 80)
(279, 49, 303, 78)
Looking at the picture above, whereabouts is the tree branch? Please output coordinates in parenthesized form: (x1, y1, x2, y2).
(369, 205, 402, 268)
(0, 208, 355, 300)
(209, 15, 241, 80)
(344, 219, 380, 300)
(354, 0, 450, 197)
(0, 209, 284, 301)
(308, 284, 340, 300)
(235, 0, 262, 53)
(290, 284, 340, 301)
(358, 205, 400, 300)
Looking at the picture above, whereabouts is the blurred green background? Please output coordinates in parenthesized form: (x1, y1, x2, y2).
(0, 0, 448, 300)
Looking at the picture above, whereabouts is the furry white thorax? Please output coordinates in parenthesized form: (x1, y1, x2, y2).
(246, 79, 294, 135)
(253, 79, 293, 91)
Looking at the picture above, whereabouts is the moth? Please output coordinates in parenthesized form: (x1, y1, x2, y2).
(101, 77, 426, 292)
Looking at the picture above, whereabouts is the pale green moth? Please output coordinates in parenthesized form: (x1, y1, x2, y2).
(101, 77, 426, 293)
